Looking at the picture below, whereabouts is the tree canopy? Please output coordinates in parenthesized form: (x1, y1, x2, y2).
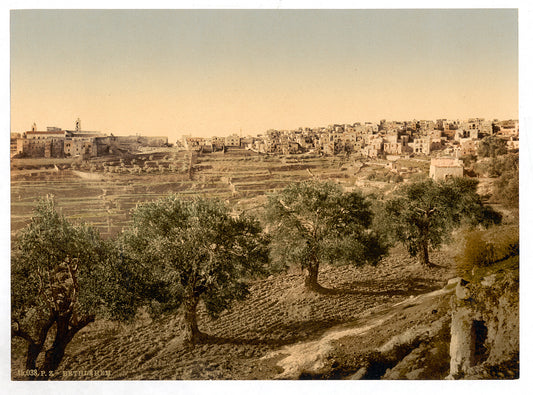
(477, 136, 508, 158)
(384, 177, 502, 266)
(11, 196, 133, 378)
(265, 180, 387, 291)
(488, 154, 519, 209)
(121, 195, 270, 346)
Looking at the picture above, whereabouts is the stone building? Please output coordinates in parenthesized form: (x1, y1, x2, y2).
(411, 136, 431, 155)
(10, 133, 21, 157)
(362, 136, 384, 158)
(64, 138, 95, 157)
(225, 134, 241, 147)
(182, 136, 205, 150)
(497, 120, 519, 137)
(14, 120, 107, 158)
(429, 157, 464, 180)
(458, 139, 479, 156)
(15, 124, 67, 158)
(16, 137, 65, 158)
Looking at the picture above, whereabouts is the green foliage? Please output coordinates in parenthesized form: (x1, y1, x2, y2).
(121, 195, 270, 319)
(494, 171, 519, 209)
(11, 197, 133, 322)
(492, 154, 519, 209)
(477, 136, 508, 158)
(474, 153, 518, 178)
(385, 178, 501, 265)
(265, 181, 387, 282)
(460, 154, 477, 168)
(458, 230, 496, 270)
(11, 196, 134, 374)
(455, 225, 519, 278)
(370, 198, 397, 249)
(366, 170, 403, 183)
(407, 172, 430, 182)
(472, 154, 518, 208)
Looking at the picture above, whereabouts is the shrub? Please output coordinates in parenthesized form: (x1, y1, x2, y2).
(478, 136, 508, 158)
(455, 225, 519, 277)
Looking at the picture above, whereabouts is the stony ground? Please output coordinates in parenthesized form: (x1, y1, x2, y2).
(11, 246, 456, 380)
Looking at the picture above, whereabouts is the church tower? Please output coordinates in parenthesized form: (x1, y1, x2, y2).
(75, 118, 81, 132)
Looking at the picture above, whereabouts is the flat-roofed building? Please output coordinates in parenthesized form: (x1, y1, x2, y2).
(429, 157, 464, 180)
(225, 134, 241, 147)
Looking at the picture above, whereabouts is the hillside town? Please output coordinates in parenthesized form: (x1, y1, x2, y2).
(177, 118, 518, 157)
(10, 115, 521, 381)
(12, 117, 518, 160)
(11, 117, 518, 183)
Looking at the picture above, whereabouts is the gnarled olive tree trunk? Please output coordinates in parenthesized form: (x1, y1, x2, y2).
(303, 255, 322, 292)
(41, 314, 95, 376)
(181, 286, 206, 348)
(417, 239, 430, 266)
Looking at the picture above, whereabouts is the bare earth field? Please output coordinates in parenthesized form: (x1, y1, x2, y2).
(11, 245, 456, 380)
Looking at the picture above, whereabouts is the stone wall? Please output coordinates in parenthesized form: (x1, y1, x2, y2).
(429, 157, 464, 180)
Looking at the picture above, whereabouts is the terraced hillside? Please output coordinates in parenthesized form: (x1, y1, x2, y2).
(11, 149, 410, 238)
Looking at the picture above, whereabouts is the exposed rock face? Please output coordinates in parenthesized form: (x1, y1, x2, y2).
(449, 308, 474, 377)
(382, 343, 442, 380)
(454, 279, 471, 301)
(447, 272, 519, 379)
(448, 279, 478, 378)
(485, 293, 519, 367)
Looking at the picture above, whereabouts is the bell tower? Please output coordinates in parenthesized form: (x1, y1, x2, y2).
(75, 118, 81, 132)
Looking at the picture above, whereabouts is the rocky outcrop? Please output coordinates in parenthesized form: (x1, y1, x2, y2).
(447, 272, 519, 379)
(275, 270, 518, 381)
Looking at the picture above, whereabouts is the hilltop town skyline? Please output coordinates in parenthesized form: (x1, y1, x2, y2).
(11, 115, 518, 161)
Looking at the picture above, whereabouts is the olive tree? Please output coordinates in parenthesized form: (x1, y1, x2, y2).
(121, 195, 270, 347)
(384, 178, 502, 266)
(265, 181, 387, 292)
(11, 196, 135, 379)
(478, 135, 508, 158)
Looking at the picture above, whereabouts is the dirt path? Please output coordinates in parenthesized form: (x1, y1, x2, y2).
(12, 246, 456, 380)
(263, 286, 454, 379)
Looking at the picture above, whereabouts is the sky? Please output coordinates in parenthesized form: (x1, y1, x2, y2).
(10, 9, 518, 142)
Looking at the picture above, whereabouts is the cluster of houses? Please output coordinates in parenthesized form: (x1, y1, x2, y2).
(10, 119, 168, 159)
(179, 118, 518, 159)
(12, 118, 518, 171)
